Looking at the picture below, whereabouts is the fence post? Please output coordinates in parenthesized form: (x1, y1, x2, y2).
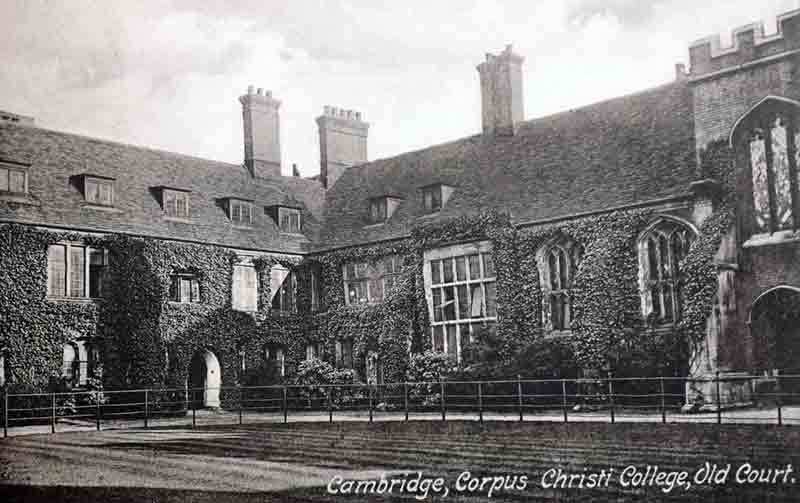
(51, 393, 56, 434)
(144, 390, 149, 429)
(282, 386, 288, 424)
(404, 382, 409, 422)
(608, 373, 615, 424)
(328, 387, 333, 423)
(660, 376, 666, 424)
(517, 375, 524, 422)
(191, 390, 196, 428)
(440, 377, 446, 422)
(95, 393, 101, 431)
(238, 387, 243, 425)
(715, 371, 722, 425)
(561, 380, 568, 423)
(477, 382, 483, 424)
(3, 388, 7, 438)
(777, 372, 783, 426)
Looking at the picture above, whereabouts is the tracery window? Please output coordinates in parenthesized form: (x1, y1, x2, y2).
(741, 104, 800, 234)
(342, 255, 400, 304)
(538, 240, 582, 332)
(639, 220, 694, 324)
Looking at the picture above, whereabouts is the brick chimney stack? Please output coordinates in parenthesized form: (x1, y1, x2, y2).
(316, 106, 368, 188)
(476, 45, 524, 136)
(239, 86, 281, 178)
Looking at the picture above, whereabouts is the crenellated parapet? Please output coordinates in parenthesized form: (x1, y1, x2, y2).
(689, 9, 800, 78)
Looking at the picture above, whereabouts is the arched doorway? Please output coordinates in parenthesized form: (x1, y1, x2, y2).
(189, 349, 221, 408)
(750, 287, 800, 400)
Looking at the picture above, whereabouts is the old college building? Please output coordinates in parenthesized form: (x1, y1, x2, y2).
(1, 10, 800, 409)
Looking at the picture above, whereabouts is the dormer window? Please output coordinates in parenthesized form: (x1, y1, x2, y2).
(265, 205, 303, 233)
(160, 188, 190, 219)
(421, 184, 454, 214)
(279, 207, 301, 233)
(369, 196, 403, 224)
(82, 175, 114, 206)
(228, 198, 253, 225)
(0, 163, 28, 194)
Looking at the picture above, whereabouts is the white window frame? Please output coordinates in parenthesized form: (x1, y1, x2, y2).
(0, 163, 29, 194)
(278, 207, 302, 233)
(170, 273, 201, 303)
(342, 255, 400, 305)
(163, 189, 190, 219)
(47, 243, 108, 299)
(229, 199, 254, 225)
(84, 176, 114, 206)
(232, 257, 259, 312)
(422, 241, 496, 362)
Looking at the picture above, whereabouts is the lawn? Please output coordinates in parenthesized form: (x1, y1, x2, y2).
(1, 421, 800, 502)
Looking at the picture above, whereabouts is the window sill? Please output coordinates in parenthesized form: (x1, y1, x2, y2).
(279, 231, 305, 237)
(82, 204, 122, 213)
(164, 216, 192, 224)
(743, 230, 800, 248)
(0, 193, 39, 206)
(47, 296, 104, 304)
(363, 222, 386, 229)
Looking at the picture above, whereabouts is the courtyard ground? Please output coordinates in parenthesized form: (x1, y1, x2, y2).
(2, 420, 800, 502)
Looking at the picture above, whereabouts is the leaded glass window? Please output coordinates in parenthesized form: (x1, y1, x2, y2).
(742, 106, 800, 235)
(639, 220, 694, 323)
(540, 242, 582, 331)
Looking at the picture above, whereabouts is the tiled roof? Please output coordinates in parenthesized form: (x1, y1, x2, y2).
(0, 124, 325, 254)
(318, 81, 697, 248)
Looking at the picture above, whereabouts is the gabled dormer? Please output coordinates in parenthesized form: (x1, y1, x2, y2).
(420, 183, 455, 214)
(265, 204, 302, 234)
(222, 197, 254, 225)
(80, 174, 115, 206)
(368, 195, 403, 224)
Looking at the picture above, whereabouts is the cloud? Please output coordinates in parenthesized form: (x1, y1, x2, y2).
(1, 0, 799, 178)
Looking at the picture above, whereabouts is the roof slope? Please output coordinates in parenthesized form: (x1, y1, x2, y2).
(319, 81, 697, 248)
(0, 125, 325, 253)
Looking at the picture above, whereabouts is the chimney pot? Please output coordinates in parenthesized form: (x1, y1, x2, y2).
(239, 87, 281, 178)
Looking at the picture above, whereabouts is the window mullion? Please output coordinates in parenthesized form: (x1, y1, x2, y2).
(764, 125, 779, 233)
(787, 120, 800, 231)
(64, 244, 72, 297)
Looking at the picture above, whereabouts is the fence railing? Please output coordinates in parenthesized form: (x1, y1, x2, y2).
(3, 372, 800, 437)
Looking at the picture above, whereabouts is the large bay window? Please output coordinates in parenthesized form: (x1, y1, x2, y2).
(48, 243, 108, 299)
(424, 241, 496, 360)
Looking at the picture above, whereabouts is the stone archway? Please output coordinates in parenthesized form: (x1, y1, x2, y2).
(750, 287, 800, 400)
(189, 349, 221, 408)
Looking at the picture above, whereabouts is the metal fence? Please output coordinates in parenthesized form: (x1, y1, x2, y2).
(3, 372, 799, 437)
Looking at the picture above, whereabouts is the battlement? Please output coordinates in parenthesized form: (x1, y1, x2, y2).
(689, 9, 800, 78)
(321, 105, 363, 122)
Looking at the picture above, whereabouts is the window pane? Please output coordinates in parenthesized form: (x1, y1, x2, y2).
(431, 187, 442, 210)
(355, 262, 367, 278)
(749, 131, 770, 231)
(455, 256, 466, 281)
(551, 293, 563, 330)
(345, 263, 355, 280)
(432, 288, 442, 322)
(459, 325, 471, 359)
(548, 251, 559, 289)
(191, 279, 200, 302)
(443, 286, 456, 320)
(69, 246, 85, 297)
(442, 258, 453, 283)
(468, 255, 480, 279)
(770, 118, 794, 230)
(85, 180, 98, 202)
(433, 326, 444, 352)
(180, 278, 190, 302)
(483, 253, 495, 278)
(558, 249, 568, 287)
(232, 202, 241, 221)
(485, 281, 497, 317)
(164, 192, 176, 217)
(176, 194, 188, 218)
(663, 284, 674, 322)
(99, 183, 112, 205)
(651, 286, 663, 319)
(0, 168, 8, 191)
(470, 284, 483, 318)
(88, 249, 105, 298)
(369, 278, 383, 302)
(431, 260, 441, 285)
(48, 245, 66, 297)
(424, 190, 433, 211)
(647, 237, 659, 281)
(659, 234, 670, 279)
(446, 325, 458, 358)
(457, 285, 469, 319)
(234, 265, 257, 311)
(9, 170, 25, 193)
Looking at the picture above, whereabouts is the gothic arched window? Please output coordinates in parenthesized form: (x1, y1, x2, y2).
(734, 99, 800, 235)
(538, 239, 582, 332)
(638, 219, 694, 324)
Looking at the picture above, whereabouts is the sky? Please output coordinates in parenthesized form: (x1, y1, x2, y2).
(1, 0, 798, 177)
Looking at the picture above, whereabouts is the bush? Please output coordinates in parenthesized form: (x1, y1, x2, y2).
(292, 359, 363, 408)
(405, 351, 458, 406)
